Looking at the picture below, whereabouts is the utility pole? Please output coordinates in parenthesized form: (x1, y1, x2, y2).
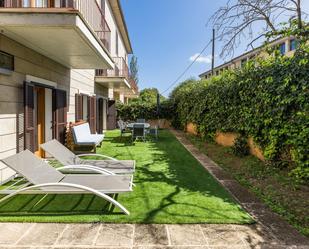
(211, 28, 215, 76)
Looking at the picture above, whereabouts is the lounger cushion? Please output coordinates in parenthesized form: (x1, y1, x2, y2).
(72, 123, 104, 145)
(61, 175, 133, 193)
(80, 160, 135, 174)
(1, 150, 64, 185)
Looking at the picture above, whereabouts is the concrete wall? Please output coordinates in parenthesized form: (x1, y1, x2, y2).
(104, 0, 128, 60)
(68, 69, 96, 122)
(0, 34, 96, 183)
(185, 122, 265, 161)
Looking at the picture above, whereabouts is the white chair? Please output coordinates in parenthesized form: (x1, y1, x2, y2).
(72, 123, 104, 152)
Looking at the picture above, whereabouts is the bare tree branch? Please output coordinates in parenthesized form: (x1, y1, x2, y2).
(208, 0, 307, 58)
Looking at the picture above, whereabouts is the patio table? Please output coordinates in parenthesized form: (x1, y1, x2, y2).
(126, 123, 151, 129)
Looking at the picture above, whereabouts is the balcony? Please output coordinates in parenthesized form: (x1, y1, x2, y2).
(95, 57, 138, 96)
(0, 0, 114, 69)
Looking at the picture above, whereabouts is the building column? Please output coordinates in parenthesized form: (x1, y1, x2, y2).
(119, 93, 125, 103)
(108, 88, 114, 100)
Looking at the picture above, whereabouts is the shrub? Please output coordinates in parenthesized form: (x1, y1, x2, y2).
(232, 136, 250, 157)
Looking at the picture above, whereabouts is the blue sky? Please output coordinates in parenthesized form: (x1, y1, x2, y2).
(121, 0, 309, 97)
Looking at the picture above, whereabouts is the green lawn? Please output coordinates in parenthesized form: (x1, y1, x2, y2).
(0, 130, 253, 224)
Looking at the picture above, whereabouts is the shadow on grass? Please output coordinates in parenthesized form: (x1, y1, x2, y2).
(0, 130, 253, 224)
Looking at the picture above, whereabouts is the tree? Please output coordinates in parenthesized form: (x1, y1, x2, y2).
(140, 88, 166, 103)
(130, 55, 139, 85)
(209, 0, 308, 58)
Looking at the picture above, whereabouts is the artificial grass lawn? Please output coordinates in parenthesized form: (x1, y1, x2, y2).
(0, 130, 254, 224)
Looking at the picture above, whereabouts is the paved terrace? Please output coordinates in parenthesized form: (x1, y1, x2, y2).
(0, 130, 308, 249)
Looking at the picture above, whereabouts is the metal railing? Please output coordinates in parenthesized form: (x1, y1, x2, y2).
(1, 0, 111, 52)
(96, 57, 129, 78)
(96, 57, 138, 92)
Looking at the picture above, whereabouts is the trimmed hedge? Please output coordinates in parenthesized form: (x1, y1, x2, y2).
(117, 101, 172, 121)
(170, 46, 309, 182)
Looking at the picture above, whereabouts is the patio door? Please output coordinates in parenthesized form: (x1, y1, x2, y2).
(24, 82, 67, 157)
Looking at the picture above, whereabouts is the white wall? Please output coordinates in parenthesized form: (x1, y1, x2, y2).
(0, 34, 71, 183)
(67, 69, 95, 123)
(103, 0, 128, 60)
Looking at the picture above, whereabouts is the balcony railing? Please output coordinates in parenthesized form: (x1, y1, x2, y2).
(96, 57, 138, 93)
(0, 0, 111, 52)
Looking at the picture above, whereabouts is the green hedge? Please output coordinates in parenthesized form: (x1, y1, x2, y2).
(170, 46, 309, 182)
(116, 101, 172, 121)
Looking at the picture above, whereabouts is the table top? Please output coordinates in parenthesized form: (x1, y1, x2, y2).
(127, 123, 150, 129)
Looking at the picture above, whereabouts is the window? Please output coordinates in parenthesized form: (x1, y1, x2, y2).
(101, 0, 105, 13)
(82, 95, 88, 121)
(0, 0, 4, 7)
(116, 31, 119, 56)
(0, 51, 14, 74)
(279, 43, 286, 55)
(290, 39, 297, 51)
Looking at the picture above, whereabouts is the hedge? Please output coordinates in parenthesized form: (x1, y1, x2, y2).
(116, 101, 172, 121)
(169, 45, 309, 182)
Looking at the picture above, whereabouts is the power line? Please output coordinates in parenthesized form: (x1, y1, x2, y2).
(161, 38, 213, 95)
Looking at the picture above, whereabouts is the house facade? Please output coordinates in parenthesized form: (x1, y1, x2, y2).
(0, 0, 138, 184)
(199, 36, 297, 79)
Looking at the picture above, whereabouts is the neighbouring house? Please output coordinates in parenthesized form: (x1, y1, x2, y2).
(0, 0, 138, 184)
(199, 36, 297, 79)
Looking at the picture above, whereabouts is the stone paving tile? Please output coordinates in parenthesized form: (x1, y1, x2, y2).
(95, 224, 134, 247)
(201, 224, 246, 247)
(17, 223, 66, 246)
(234, 224, 279, 248)
(167, 225, 207, 246)
(133, 247, 209, 249)
(134, 224, 169, 246)
(0, 222, 34, 245)
(55, 224, 99, 246)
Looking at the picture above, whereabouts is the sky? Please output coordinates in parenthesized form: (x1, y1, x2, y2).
(120, 0, 309, 97)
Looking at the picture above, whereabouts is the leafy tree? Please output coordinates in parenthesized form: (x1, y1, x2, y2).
(139, 88, 166, 103)
(130, 55, 139, 85)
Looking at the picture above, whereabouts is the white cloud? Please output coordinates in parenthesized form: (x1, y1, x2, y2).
(189, 53, 212, 63)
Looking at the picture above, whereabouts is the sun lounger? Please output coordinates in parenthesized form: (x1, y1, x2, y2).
(41, 139, 135, 174)
(0, 150, 133, 215)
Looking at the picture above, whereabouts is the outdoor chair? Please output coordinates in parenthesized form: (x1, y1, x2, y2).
(132, 124, 146, 142)
(136, 118, 146, 123)
(41, 139, 135, 175)
(148, 126, 158, 140)
(72, 123, 104, 152)
(117, 120, 131, 137)
(0, 150, 133, 215)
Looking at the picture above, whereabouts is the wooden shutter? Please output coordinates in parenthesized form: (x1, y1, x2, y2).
(24, 82, 36, 152)
(107, 100, 116, 130)
(53, 89, 67, 144)
(97, 98, 104, 134)
(88, 96, 96, 134)
(75, 93, 83, 122)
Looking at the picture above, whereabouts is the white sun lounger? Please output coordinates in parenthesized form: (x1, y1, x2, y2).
(41, 139, 135, 175)
(0, 150, 133, 215)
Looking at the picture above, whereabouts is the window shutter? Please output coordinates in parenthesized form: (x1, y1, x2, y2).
(107, 100, 116, 130)
(75, 93, 83, 122)
(24, 82, 36, 152)
(88, 96, 97, 134)
(97, 98, 104, 134)
(53, 89, 67, 144)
